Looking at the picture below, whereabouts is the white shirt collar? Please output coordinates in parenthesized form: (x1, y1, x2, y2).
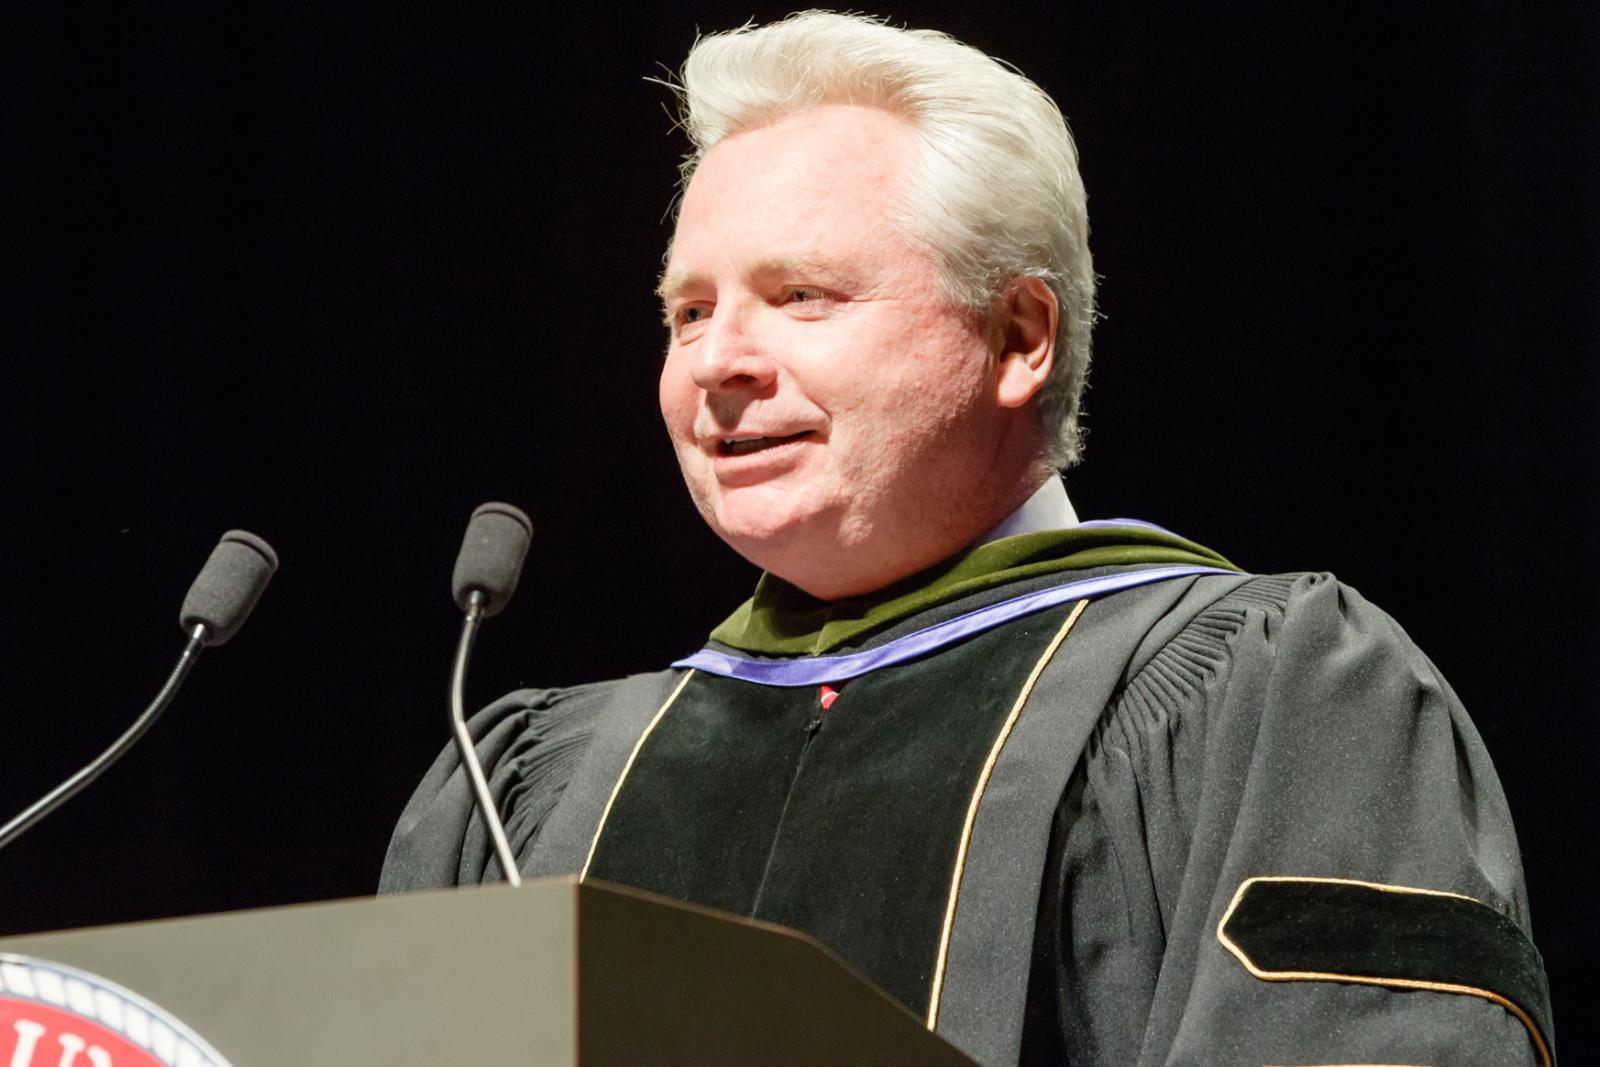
(977, 478, 1079, 546)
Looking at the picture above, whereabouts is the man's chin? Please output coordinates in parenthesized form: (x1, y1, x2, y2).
(712, 515, 810, 557)
(707, 503, 836, 573)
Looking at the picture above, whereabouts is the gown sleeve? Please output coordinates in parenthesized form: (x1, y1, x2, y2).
(378, 684, 604, 891)
(1025, 572, 1554, 1066)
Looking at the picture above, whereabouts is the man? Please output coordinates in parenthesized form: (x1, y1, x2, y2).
(382, 13, 1552, 1065)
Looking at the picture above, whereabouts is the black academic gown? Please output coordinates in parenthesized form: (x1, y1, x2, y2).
(381, 547, 1553, 1066)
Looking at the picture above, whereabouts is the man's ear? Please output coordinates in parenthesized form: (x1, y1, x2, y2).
(992, 277, 1057, 409)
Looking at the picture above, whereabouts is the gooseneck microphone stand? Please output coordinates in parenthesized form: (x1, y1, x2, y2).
(449, 588, 522, 887)
(0, 527, 278, 854)
(0, 624, 210, 852)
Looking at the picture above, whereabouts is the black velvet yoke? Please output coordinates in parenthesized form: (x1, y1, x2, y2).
(585, 601, 1080, 1016)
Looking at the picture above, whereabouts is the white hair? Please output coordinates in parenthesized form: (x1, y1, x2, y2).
(669, 10, 1096, 469)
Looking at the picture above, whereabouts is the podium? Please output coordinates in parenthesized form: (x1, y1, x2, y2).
(0, 877, 976, 1065)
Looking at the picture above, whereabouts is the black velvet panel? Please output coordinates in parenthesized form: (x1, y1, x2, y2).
(587, 603, 1079, 1016)
(585, 678, 811, 915)
(1222, 877, 1553, 1059)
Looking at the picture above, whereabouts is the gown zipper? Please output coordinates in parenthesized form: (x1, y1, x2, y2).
(750, 682, 842, 913)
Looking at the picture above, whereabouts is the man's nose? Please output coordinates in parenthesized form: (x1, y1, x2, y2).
(690, 309, 778, 393)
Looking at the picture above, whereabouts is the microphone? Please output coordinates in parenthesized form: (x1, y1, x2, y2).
(451, 503, 532, 617)
(447, 503, 533, 887)
(180, 529, 278, 645)
(0, 530, 279, 852)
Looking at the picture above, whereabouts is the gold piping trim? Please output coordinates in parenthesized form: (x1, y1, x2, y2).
(578, 669, 697, 881)
(1217, 876, 1551, 1067)
(924, 598, 1089, 1029)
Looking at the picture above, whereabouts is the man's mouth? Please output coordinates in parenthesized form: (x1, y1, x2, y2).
(718, 431, 815, 456)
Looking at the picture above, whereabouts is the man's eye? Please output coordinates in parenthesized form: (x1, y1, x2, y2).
(788, 288, 824, 303)
(679, 305, 709, 324)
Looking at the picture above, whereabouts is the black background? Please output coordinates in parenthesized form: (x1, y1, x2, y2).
(4, 3, 1595, 1053)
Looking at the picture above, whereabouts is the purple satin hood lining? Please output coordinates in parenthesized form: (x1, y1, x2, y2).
(671, 564, 1236, 687)
(1075, 517, 1179, 535)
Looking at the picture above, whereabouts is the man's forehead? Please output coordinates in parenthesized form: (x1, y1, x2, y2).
(674, 109, 911, 218)
(695, 103, 913, 178)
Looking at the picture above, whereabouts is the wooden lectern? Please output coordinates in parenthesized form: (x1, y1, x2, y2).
(0, 877, 976, 1065)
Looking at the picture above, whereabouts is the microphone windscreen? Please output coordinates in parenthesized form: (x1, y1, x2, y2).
(179, 530, 279, 646)
(452, 502, 533, 617)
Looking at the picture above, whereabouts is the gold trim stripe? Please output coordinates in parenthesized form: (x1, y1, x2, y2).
(1217, 875, 1551, 1067)
(579, 669, 697, 881)
(924, 598, 1089, 1029)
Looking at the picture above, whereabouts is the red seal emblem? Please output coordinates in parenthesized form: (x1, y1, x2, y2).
(1, 955, 234, 1067)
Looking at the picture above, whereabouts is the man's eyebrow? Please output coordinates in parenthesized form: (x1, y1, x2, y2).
(656, 258, 864, 302)
(656, 268, 697, 302)
(758, 257, 863, 289)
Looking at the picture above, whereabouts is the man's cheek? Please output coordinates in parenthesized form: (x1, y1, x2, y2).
(658, 391, 696, 442)
(657, 357, 690, 423)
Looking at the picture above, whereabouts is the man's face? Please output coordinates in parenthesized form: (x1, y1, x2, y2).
(658, 105, 1021, 599)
